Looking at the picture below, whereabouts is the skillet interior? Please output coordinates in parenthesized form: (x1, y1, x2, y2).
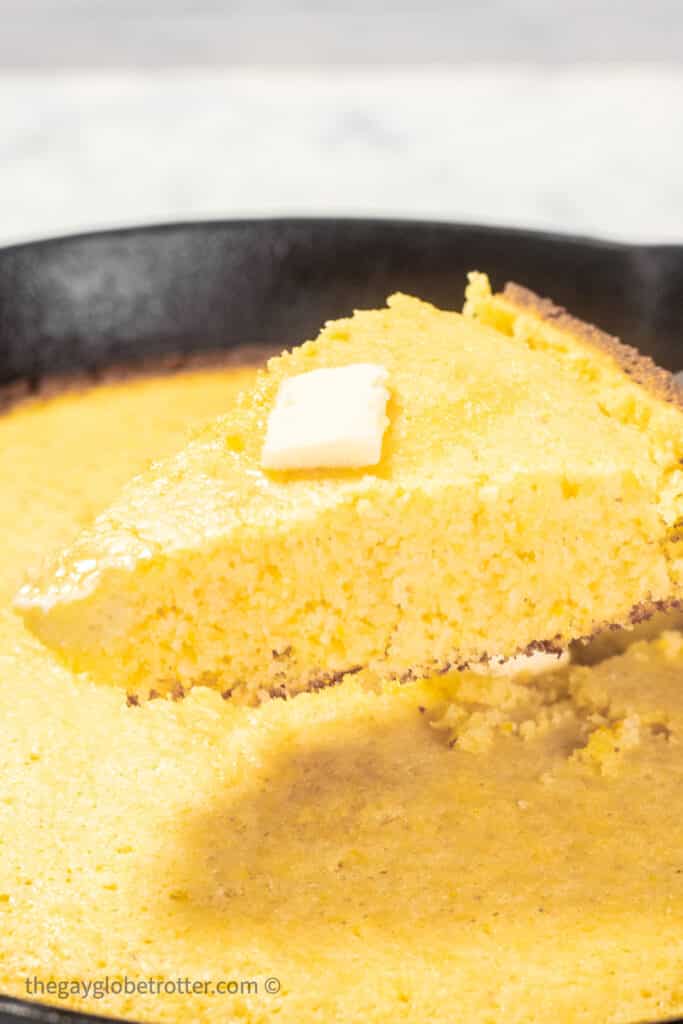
(0, 218, 681, 1024)
(0, 219, 682, 389)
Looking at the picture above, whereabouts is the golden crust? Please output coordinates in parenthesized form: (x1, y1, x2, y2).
(502, 282, 683, 412)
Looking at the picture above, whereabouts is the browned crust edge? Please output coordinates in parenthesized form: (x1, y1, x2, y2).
(394, 597, 683, 684)
(501, 282, 683, 413)
(0, 344, 278, 416)
(126, 595, 683, 705)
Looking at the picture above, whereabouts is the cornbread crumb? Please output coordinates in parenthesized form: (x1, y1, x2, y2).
(573, 715, 642, 776)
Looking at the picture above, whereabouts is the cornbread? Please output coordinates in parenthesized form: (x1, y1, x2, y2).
(15, 275, 683, 700)
(0, 366, 682, 1024)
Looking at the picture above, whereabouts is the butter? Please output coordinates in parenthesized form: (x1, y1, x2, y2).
(261, 363, 390, 471)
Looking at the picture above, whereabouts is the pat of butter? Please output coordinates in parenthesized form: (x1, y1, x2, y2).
(262, 363, 390, 470)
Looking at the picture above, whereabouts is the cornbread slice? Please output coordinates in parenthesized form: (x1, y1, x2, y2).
(15, 274, 683, 700)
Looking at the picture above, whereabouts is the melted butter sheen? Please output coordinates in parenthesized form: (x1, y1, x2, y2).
(0, 366, 682, 1024)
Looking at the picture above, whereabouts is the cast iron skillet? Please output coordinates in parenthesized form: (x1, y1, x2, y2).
(0, 218, 681, 1024)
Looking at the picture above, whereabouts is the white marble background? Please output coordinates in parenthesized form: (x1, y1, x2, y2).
(1, 1, 682, 246)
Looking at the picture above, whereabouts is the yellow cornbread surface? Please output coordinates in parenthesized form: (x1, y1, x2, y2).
(15, 278, 683, 699)
(0, 366, 258, 606)
(1, 368, 682, 1024)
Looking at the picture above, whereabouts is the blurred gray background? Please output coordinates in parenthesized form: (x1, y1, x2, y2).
(1, 0, 682, 243)
(2, 0, 682, 65)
